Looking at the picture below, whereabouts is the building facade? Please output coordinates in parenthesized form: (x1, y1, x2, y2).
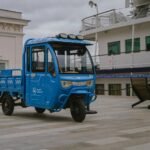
(80, 1, 150, 96)
(0, 9, 29, 69)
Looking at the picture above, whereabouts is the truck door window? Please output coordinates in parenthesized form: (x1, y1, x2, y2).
(48, 49, 55, 76)
(27, 47, 30, 72)
(32, 46, 45, 72)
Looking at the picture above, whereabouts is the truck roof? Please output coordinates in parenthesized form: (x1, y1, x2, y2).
(25, 37, 92, 46)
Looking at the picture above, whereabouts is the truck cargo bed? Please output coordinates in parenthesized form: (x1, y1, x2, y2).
(0, 69, 22, 96)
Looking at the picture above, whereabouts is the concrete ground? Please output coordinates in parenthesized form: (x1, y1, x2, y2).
(0, 96, 150, 150)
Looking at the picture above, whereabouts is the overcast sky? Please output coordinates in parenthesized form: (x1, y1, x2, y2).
(0, 0, 125, 40)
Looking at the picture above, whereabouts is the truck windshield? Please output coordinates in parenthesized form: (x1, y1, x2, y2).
(51, 43, 94, 74)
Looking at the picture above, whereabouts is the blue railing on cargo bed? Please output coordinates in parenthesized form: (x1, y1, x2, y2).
(0, 69, 22, 93)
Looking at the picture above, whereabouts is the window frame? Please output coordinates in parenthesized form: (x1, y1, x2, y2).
(125, 38, 140, 53)
(126, 84, 130, 96)
(26, 47, 31, 72)
(108, 84, 122, 96)
(125, 39, 132, 53)
(108, 41, 120, 55)
(96, 84, 105, 95)
(146, 36, 150, 51)
(31, 46, 46, 73)
(47, 48, 56, 76)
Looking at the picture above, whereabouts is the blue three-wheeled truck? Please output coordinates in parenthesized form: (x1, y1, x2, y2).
(0, 33, 97, 122)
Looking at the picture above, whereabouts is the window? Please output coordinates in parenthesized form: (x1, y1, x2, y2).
(132, 89, 136, 96)
(52, 43, 94, 74)
(126, 84, 130, 96)
(108, 41, 120, 55)
(146, 36, 150, 51)
(134, 38, 140, 52)
(148, 79, 150, 86)
(0, 63, 5, 70)
(108, 84, 122, 96)
(125, 39, 132, 53)
(47, 49, 55, 76)
(26, 47, 30, 72)
(96, 84, 105, 95)
(32, 46, 45, 72)
(125, 38, 140, 53)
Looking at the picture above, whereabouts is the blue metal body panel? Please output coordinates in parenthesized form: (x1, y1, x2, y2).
(0, 37, 96, 112)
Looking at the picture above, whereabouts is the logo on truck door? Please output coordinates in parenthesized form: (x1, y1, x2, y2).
(32, 88, 43, 95)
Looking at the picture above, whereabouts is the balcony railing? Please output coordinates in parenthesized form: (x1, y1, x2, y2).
(91, 49, 150, 70)
(81, 9, 129, 32)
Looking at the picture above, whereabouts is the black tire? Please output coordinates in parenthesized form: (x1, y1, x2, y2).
(70, 100, 86, 122)
(2, 95, 14, 116)
(35, 107, 45, 114)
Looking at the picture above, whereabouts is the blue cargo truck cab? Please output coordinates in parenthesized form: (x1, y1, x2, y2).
(0, 34, 97, 122)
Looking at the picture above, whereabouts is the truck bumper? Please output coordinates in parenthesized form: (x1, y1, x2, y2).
(56, 88, 97, 112)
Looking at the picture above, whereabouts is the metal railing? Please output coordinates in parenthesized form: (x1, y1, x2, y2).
(90, 49, 150, 70)
(81, 9, 129, 32)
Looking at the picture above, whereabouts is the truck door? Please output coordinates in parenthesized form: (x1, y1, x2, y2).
(44, 48, 58, 109)
(26, 45, 47, 108)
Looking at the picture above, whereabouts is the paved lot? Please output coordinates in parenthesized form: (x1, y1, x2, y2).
(0, 96, 150, 150)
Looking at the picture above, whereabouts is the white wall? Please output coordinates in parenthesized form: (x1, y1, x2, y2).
(0, 9, 28, 70)
(98, 22, 150, 69)
(96, 78, 131, 96)
(0, 34, 23, 69)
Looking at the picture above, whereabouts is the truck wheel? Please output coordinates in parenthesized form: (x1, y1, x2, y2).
(2, 95, 14, 116)
(35, 107, 45, 114)
(70, 100, 86, 122)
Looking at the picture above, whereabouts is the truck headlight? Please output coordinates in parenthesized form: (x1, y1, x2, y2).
(86, 80, 93, 87)
(61, 80, 93, 88)
(61, 81, 72, 88)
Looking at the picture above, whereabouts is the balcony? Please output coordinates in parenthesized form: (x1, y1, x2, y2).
(81, 9, 129, 33)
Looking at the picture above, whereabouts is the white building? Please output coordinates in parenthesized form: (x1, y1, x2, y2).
(80, 0, 150, 96)
(0, 9, 29, 69)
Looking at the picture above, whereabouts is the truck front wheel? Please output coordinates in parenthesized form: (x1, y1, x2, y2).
(70, 100, 86, 122)
(2, 95, 14, 116)
(35, 107, 45, 114)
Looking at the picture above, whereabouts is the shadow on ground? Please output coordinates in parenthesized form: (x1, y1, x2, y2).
(12, 111, 72, 123)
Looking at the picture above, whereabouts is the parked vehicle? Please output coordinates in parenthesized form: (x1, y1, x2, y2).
(0, 33, 97, 122)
